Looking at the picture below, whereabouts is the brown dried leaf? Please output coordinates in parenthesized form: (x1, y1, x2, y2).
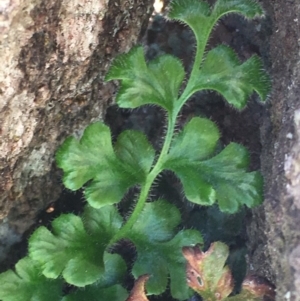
(182, 242, 234, 300)
(238, 275, 276, 301)
(182, 242, 276, 301)
(126, 275, 150, 301)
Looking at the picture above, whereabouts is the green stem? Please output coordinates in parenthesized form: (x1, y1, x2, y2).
(186, 20, 217, 103)
(154, 112, 176, 170)
(108, 113, 176, 246)
(190, 37, 206, 80)
(109, 177, 153, 245)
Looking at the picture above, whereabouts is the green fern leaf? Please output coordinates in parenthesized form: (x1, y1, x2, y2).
(163, 117, 220, 206)
(0, 257, 62, 301)
(165, 163, 218, 207)
(62, 253, 128, 301)
(105, 46, 147, 80)
(169, 0, 266, 74)
(169, 0, 211, 58)
(106, 47, 185, 112)
(29, 206, 125, 286)
(56, 122, 114, 191)
(212, 0, 264, 21)
(168, 0, 211, 34)
(126, 200, 203, 300)
(114, 129, 155, 176)
(193, 45, 271, 108)
(164, 119, 263, 212)
(197, 143, 263, 212)
(56, 122, 155, 208)
(168, 117, 220, 162)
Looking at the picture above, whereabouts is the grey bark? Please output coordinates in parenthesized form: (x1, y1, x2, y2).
(0, 0, 153, 261)
(247, 1, 300, 300)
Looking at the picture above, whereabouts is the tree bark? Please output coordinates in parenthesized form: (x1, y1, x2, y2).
(0, 0, 153, 261)
(247, 1, 300, 300)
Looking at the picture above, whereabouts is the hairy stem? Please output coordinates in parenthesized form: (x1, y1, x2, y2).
(187, 20, 217, 100)
(154, 112, 176, 169)
(108, 176, 154, 245)
(190, 37, 206, 80)
(108, 114, 176, 246)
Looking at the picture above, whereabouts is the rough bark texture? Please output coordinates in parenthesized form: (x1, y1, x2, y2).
(247, 1, 300, 300)
(0, 0, 153, 260)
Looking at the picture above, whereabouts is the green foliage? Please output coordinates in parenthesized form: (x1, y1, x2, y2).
(0, 257, 63, 301)
(62, 254, 128, 301)
(168, 117, 220, 161)
(29, 206, 125, 286)
(192, 45, 270, 109)
(56, 123, 155, 208)
(105, 47, 185, 112)
(127, 201, 202, 299)
(164, 123, 263, 212)
(0, 0, 272, 301)
(169, 0, 264, 66)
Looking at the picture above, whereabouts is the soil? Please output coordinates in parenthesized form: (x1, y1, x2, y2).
(0, 5, 274, 301)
